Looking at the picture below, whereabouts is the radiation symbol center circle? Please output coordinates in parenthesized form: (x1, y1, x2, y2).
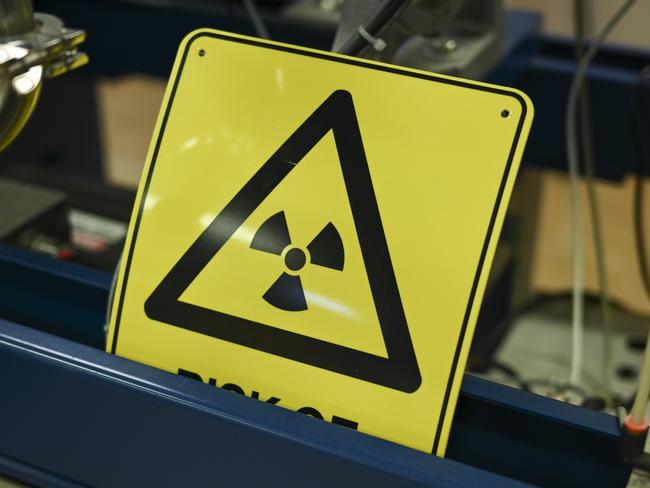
(284, 247, 308, 272)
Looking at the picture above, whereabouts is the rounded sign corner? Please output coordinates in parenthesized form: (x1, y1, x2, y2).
(508, 88, 535, 122)
(180, 28, 218, 52)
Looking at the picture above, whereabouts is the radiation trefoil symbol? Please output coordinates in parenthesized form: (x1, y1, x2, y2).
(144, 90, 421, 393)
(250, 211, 344, 312)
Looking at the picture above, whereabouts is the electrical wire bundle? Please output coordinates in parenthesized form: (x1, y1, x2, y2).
(566, 0, 650, 468)
(572, 0, 613, 404)
(565, 0, 637, 393)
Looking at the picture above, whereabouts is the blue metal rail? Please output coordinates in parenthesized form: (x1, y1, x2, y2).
(1, 319, 531, 488)
(0, 243, 631, 487)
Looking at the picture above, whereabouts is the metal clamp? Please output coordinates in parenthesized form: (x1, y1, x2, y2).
(0, 1, 87, 151)
(357, 25, 386, 52)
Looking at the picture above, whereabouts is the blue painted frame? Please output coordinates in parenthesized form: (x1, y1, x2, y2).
(1, 319, 533, 488)
(0, 244, 632, 487)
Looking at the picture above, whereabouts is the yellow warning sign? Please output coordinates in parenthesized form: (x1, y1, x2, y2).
(107, 29, 533, 455)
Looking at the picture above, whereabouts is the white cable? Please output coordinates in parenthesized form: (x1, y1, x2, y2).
(573, 0, 613, 404)
(589, 175, 614, 400)
(629, 68, 650, 426)
(565, 0, 637, 386)
(631, 327, 650, 425)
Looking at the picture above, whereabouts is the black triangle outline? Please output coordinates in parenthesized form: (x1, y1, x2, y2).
(144, 90, 421, 393)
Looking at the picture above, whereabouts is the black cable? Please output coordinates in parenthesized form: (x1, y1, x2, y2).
(471, 358, 593, 401)
(488, 360, 519, 379)
(471, 291, 641, 370)
(477, 294, 553, 356)
(337, 0, 410, 55)
(467, 357, 529, 390)
(631, 65, 650, 301)
(629, 454, 650, 473)
(521, 378, 588, 399)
